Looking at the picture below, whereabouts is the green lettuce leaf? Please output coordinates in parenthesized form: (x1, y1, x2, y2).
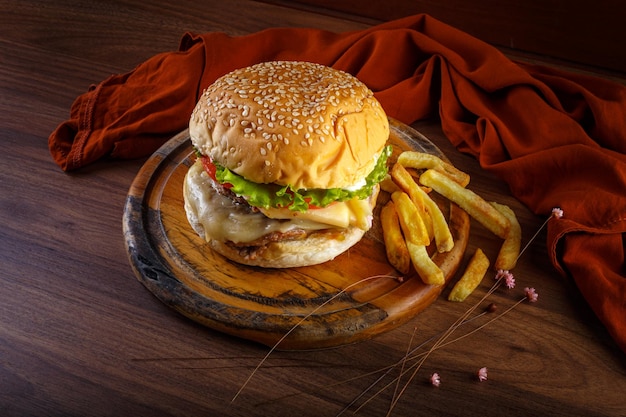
(215, 145, 392, 212)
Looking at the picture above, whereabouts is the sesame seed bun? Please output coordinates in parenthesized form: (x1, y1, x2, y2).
(184, 61, 389, 268)
(189, 61, 389, 190)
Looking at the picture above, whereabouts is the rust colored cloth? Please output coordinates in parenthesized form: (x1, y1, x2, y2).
(49, 14, 626, 352)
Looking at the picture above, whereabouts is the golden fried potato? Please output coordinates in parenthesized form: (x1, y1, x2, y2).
(419, 169, 510, 239)
(379, 174, 401, 194)
(391, 163, 454, 253)
(380, 202, 411, 274)
(490, 202, 522, 271)
(398, 151, 470, 187)
(391, 163, 433, 237)
(406, 241, 445, 285)
(448, 248, 490, 302)
(391, 191, 430, 246)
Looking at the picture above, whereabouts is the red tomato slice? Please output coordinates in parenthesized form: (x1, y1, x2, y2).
(200, 155, 232, 189)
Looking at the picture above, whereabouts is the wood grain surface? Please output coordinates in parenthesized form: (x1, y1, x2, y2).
(1, 1, 624, 417)
(123, 121, 469, 349)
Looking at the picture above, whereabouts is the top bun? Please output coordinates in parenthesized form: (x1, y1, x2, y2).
(189, 61, 389, 190)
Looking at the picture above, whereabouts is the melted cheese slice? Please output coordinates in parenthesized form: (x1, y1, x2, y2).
(184, 161, 374, 244)
(259, 197, 374, 230)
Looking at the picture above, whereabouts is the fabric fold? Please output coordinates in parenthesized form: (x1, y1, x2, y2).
(48, 13, 626, 352)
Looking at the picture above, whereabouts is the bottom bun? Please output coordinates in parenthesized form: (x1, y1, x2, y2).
(208, 227, 366, 268)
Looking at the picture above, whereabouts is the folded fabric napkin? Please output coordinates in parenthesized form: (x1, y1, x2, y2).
(49, 14, 626, 352)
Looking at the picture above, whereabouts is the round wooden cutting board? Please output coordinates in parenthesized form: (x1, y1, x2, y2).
(123, 119, 470, 350)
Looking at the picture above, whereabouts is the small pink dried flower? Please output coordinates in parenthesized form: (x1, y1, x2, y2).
(505, 274, 515, 289)
(495, 269, 508, 280)
(430, 372, 441, 387)
(524, 287, 539, 302)
(551, 207, 564, 219)
(495, 269, 515, 289)
(477, 367, 488, 382)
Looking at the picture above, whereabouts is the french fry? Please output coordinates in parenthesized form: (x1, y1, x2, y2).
(490, 202, 522, 271)
(391, 163, 454, 253)
(391, 191, 430, 246)
(448, 248, 490, 302)
(406, 241, 445, 285)
(380, 202, 411, 274)
(419, 169, 510, 239)
(398, 151, 470, 187)
(422, 192, 454, 253)
(391, 163, 433, 238)
(379, 174, 401, 194)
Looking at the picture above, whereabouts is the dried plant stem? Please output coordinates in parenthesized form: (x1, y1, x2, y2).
(377, 278, 506, 416)
(437, 297, 527, 347)
(232, 274, 401, 403)
(517, 216, 550, 262)
(333, 310, 488, 416)
(263, 294, 508, 414)
(391, 327, 418, 407)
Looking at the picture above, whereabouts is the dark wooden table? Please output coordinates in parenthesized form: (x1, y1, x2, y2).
(1, 1, 624, 416)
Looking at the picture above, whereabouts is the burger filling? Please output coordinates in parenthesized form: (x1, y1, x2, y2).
(199, 145, 391, 212)
(185, 146, 391, 246)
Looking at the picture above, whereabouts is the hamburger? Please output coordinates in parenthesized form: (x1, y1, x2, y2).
(183, 61, 391, 268)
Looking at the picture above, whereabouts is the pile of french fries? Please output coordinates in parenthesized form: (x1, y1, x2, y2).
(380, 151, 522, 302)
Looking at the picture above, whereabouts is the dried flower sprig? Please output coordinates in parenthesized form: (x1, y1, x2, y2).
(352, 208, 561, 415)
(496, 269, 516, 289)
(524, 287, 539, 303)
(517, 207, 563, 262)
